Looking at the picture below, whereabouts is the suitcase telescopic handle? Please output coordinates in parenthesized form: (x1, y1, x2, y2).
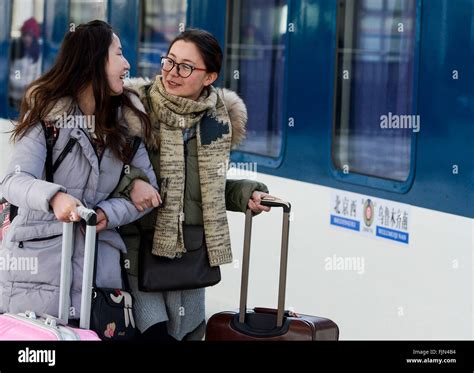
(239, 197, 291, 328)
(58, 207, 97, 330)
(259, 196, 291, 213)
(76, 206, 97, 226)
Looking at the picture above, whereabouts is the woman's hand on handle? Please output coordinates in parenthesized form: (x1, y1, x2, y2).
(248, 191, 272, 214)
(50, 192, 83, 222)
(130, 179, 162, 212)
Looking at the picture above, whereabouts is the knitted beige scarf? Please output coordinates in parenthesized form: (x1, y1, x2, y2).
(147, 77, 233, 267)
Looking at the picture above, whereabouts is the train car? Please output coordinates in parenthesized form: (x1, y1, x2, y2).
(0, 0, 472, 340)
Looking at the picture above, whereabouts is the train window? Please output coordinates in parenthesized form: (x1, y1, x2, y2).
(138, 0, 187, 78)
(224, 0, 287, 158)
(70, 0, 107, 25)
(8, 0, 44, 110)
(332, 0, 417, 182)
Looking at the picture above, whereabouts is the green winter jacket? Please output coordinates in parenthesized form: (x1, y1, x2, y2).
(113, 84, 268, 276)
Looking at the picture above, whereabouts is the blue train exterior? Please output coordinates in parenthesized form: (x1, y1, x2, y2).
(0, 0, 472, 218)
(0, 0, 472, 340)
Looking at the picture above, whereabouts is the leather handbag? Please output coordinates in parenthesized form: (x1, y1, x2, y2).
(138, 225, 221, 292)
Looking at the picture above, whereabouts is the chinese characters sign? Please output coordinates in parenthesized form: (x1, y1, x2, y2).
(330, 190, 410, 244)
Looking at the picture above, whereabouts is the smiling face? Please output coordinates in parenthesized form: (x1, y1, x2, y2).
(162, 40, 217, 101)
(105, 34, 130, 96)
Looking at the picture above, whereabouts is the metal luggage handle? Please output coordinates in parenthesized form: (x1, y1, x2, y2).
(58, 207, 97, 329)
(259, 196, 291, 213)
(239, 197, 291, 328)
(76, 206, 97, 226)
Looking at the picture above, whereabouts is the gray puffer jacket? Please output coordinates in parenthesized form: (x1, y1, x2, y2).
(0, 95, 157, 319)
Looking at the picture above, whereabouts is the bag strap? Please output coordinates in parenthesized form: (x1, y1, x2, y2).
(52, 138, 78, 174)
(122, 136, 141, 179)
(41, 121, 58, 183)
(1, 121, 60, 192)
(2, 123, 76, 223)
(93, 136, 141, 291)
(5, 122, 60, 223)
(116, 137, 141, 291)
(91, 237, 131, 291)
(41, 121, 79, 182)
(120, 252, 131, 290)
(108, 136, 141, 200)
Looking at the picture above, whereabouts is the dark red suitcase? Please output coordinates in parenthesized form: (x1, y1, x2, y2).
(206, 198, 339, 341)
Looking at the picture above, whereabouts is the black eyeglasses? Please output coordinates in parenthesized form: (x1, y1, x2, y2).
(160, 56, 207, 78)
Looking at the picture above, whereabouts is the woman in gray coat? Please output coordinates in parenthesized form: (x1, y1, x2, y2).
(0, 21, 157, 322)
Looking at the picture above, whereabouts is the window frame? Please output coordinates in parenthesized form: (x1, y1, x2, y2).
(69, 0, 108, 26)
(136, 0, 188, 79)
(329, 0, 422, 194)
(225, 0, 290, 169)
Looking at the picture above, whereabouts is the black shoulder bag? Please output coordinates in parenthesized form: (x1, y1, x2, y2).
(138, 224, 221, 292)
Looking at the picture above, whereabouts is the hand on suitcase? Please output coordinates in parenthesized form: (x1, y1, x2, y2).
(248, 191, 272, 214)
(0, 206, 101, 340)
(50, 192, 83, 222)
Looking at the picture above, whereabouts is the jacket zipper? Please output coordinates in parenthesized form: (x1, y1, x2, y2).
(19, 234, 62, 248)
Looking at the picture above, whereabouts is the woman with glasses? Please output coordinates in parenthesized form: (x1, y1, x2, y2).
(114, 29, 272, 341)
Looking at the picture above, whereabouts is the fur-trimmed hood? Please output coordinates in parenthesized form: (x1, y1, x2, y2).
(123, 77, 247, 147)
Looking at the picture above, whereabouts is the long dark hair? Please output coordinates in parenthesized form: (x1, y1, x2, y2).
(13, 20, 150, 163)
(167, 29, 223, 74)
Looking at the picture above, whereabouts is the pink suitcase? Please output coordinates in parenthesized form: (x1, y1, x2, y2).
(0, 207, 101, 340)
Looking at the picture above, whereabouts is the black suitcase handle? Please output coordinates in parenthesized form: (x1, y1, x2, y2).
(239, 197, 291, 328)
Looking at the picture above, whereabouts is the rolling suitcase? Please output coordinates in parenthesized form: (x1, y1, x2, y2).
(0, 207, 101, 340)
(206, 197, 339, 341)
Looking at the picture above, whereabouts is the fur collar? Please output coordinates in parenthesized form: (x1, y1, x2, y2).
(25, 88, 147, 125)
(124, 77, 247, 148)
